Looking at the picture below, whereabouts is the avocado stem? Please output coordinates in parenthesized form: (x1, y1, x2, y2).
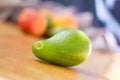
(36, 43, 42, 48)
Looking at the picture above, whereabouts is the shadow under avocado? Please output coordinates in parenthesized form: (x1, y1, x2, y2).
(32, 59, 80, 80)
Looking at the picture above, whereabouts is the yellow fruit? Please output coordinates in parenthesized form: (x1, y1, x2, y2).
(52, 14, 78, 29)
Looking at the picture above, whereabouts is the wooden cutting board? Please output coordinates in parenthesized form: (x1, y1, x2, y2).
(0, 22, 113, 80)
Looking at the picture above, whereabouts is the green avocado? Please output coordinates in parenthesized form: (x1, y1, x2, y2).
(32, 29, 92, 66)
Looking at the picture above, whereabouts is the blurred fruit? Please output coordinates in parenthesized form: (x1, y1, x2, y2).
(17, 8, 78, 37)
(30, 11, 47, 36)
(32, 29, 92, 66)
(17, 8, 47, 37)
(40, 9, 53, 17)
(40, 9, 53, 29)
(17, 8, 36, 32)
(52, 13, 78, 29)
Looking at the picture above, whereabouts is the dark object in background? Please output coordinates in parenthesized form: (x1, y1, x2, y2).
(95, 0, 120, 52)
(110, 0, 120, 45)
(111, 0, 120, 26)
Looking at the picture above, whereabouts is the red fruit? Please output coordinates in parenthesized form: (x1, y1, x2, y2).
(17, 8, 36, 32)
(30, 12, 47, 36)
(17, 8, 47, 37)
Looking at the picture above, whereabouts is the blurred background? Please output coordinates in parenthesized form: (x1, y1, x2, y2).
(1, 0, 120, 52)
(0, 0, 120, 80)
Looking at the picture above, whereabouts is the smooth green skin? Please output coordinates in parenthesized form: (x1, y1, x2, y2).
(32, 29, 92, 66)
(49, 27, 71, 36)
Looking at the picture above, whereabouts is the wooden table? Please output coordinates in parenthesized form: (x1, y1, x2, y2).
(0, 22, 119, 80)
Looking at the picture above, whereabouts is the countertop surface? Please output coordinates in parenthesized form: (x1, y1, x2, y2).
(0, 22, 119, 80)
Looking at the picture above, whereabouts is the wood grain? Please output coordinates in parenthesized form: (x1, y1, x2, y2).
(0, 22, 113, 80)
